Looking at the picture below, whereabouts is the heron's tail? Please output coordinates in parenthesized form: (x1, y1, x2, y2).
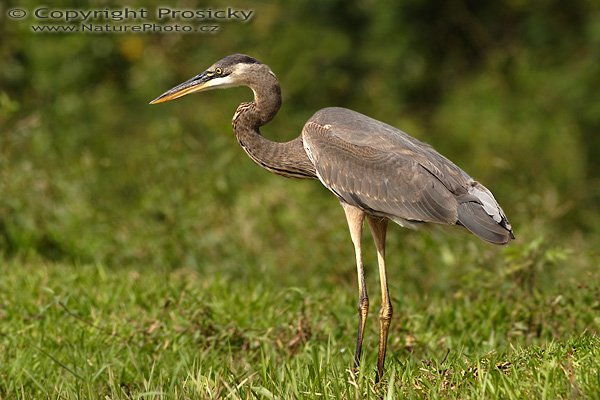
(456, 182, 515, 245)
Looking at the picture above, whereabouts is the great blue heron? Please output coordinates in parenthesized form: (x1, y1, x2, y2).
(150, 53, 514, 381)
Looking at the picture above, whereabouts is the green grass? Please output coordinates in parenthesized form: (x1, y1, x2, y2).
(1, 235, 598, 399)
(2, 1, 600, 398)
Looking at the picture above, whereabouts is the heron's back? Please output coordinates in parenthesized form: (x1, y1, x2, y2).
(302, 107, 514, 244)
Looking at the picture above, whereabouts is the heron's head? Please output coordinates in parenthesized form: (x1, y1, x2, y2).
(150, 53, 269, 104)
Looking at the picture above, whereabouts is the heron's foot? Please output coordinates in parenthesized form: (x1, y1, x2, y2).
(375, 305, 393, 383)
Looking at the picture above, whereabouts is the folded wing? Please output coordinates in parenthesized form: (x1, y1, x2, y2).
(302, 107, 514, 244)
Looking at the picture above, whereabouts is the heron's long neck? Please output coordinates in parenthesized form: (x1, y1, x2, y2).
(232, 75, 316, 179)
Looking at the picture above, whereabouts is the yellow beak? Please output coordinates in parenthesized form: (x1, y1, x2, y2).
(149, 71, 211, 104)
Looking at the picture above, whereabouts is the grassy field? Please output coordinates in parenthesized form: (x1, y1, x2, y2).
(1, 231, 598, 399)
(2, 2, 599, 398)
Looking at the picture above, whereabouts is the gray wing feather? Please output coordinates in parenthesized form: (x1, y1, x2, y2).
(302, 108, 462, 225)
(457, 182, 514, 243)
(302, 107, 514, 243)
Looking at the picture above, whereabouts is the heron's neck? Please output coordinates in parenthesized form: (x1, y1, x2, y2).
(232, 74, 316, 179)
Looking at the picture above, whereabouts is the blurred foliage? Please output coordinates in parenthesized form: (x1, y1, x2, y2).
(0, 0, 599, 270)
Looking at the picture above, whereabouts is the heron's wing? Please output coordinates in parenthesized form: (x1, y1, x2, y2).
(302, 107, 473, 225)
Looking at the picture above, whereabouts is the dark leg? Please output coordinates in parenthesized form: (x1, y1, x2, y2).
(341, 203, 368, 371)
(367, 216, 392, 383)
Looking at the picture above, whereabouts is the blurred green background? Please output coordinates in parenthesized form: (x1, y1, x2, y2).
(1, 0, 599, 276)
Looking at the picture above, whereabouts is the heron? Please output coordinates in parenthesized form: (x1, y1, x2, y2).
(150, 53, 514, 381)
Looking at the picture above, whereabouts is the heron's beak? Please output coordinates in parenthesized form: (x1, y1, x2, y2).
(149, 71, 212, 104)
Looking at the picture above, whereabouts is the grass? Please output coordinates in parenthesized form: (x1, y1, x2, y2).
(1, 233, 598, 399)
(2, 2, 599, 397)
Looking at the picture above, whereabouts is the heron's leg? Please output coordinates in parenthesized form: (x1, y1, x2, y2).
(367, 216, 392, 383)
(341, 203, 368, 371)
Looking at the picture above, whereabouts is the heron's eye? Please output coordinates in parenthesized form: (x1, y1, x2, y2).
(214, 67, 223, 75)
